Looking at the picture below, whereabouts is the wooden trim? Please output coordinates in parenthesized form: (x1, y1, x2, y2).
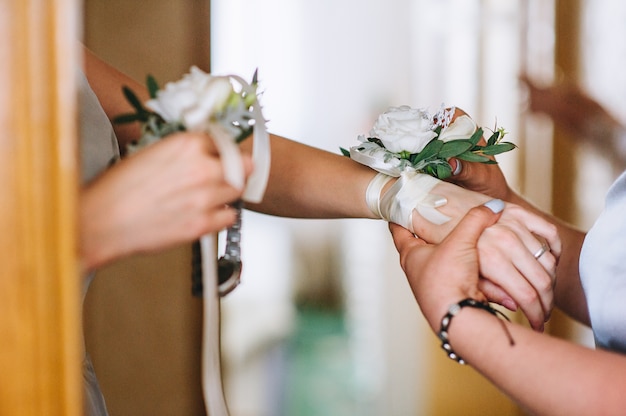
(189, 0, 212, 72)
(552, 0, 581, 223)
(547, 0, 583, 342)
(0, 0, 82, 414)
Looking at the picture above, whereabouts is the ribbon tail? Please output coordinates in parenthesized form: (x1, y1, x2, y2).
(414, 205, 451, 226)
(206, 123, 245, 191)
(227, 74, 271, 203)
(242, 105, 270, 203)
(200, 234, 230, 416)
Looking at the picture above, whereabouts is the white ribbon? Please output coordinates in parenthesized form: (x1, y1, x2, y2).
(227, 74, 270, 204)
(366, 171, 450, 232)
(349, 143, 404, 177)
(202, 75, 270, 416)
(201, 235, 229, 416)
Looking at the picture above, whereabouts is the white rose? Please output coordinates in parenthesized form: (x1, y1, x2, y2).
(146, 66, 233, 132)
(369, 105, 437, 154)
(437, 114, 477, 142)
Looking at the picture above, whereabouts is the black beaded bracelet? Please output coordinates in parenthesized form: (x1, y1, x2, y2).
(438, 298, 514, 365)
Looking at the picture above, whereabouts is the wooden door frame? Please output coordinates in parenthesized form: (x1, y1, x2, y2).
(0, 0, 82, 414)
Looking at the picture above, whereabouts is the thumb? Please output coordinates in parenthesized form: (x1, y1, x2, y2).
(446, 199, 504, 247)
(449, 157, 491, 183)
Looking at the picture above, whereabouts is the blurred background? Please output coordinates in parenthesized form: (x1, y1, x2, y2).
(82, 0, 626, 415)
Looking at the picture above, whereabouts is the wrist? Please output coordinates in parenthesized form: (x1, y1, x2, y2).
(436, 298, 514, 365)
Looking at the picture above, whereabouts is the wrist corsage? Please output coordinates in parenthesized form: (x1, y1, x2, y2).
(114, 67, 270, 416)
(342, 105, 515, 231)
(114, 66, 269, 202)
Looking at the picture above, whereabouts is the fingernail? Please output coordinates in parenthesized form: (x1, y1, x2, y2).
(502, 299, 517, 311)
(483, 199, 505, 214)
(451, 159, 462, 175)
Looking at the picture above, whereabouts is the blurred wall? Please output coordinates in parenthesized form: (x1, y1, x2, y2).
(82, 1, 210, 415)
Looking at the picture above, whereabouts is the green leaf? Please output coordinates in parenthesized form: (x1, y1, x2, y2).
(481, 142, 517, 155)
(411, 139, 442, 164)
(122, 86, 147, 113)
(456, 151, 491, 163)
(340, 147, 351, 157)
(367, 137, 384, 147)
(146, 75, 160, 99)
(113, 113, 143, 124)
(424, 165, 437, 177)
(235, 127, 254, 143)
(435, 163, 452, 179)
(438, 140, 473, 159)
(251, 68, 259, 85)
(468, 127, 484, 146)
(486, 130, 500, 146)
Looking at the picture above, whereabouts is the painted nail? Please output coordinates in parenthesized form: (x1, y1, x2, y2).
(451, 159, 463, 175)
(483, 199, 505, 214)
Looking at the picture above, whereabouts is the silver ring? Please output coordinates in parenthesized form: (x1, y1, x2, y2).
(533, 243, 549, 259)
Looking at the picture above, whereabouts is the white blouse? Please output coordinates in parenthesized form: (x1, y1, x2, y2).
(580, 170, 626, 353)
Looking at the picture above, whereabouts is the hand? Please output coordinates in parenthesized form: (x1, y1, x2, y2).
(520, 75, 620, 139)
(390, 204, 501, 332)
(79, 131, 253, 272)
(475, 203, 560, 330)
(447, 157, 512, 202)
(441, 108, 514, 201)
(411, 185, 561, 331)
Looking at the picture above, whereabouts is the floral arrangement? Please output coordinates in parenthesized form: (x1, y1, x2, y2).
(114, 66, 262, 153)
(114, 66, 270, 200)
(342, 105, 515, 179)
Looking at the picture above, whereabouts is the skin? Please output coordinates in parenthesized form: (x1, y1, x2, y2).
(521, 75, 626, 171)
(80, 47, 560, 329)
(446, 153, 588, 324)
(390, 204, 625, 415)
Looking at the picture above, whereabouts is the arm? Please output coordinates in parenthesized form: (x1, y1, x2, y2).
(390, 208, 624, 415)
(80, 48, 252, 273)
(241, 134, 377, 219)
(83, 46, 147, 151)
(81, 48, 559, 324)
(79, 132, 253, 273)
(446, 153, 589, 325)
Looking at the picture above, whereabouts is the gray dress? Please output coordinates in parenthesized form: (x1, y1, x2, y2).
(78, 68, 121, 416)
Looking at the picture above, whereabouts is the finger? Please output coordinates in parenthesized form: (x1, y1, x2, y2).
(198, 206, 239, 235)
(389, 223, 427, 252)
(480, 251, 547, 331)
(530, 236, 557, 288)
(512, 246, 556, 321)
(478, 279, 518, 312)
(504, 205, 562, 259)
(478, 224, 555, 325)
(241, 154, 254, 177)
(444, 200, 504, 249)
(496, 219, 558, 291)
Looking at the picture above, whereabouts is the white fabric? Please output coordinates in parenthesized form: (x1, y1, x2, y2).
(580, 170, 626, 353)
(365, 172, 394, 218)
(366, 171, 450, 233)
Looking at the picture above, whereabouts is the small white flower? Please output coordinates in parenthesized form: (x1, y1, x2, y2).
(369, 106, 437, 154)
(438, 114, 477, 142)
(146, 66, 233, 132)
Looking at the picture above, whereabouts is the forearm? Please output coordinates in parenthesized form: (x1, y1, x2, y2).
(83, 46, 146, 149)
(507, 191, 589, 324)
(243, 133, 377, 219)
(445, 307, 625, 415)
